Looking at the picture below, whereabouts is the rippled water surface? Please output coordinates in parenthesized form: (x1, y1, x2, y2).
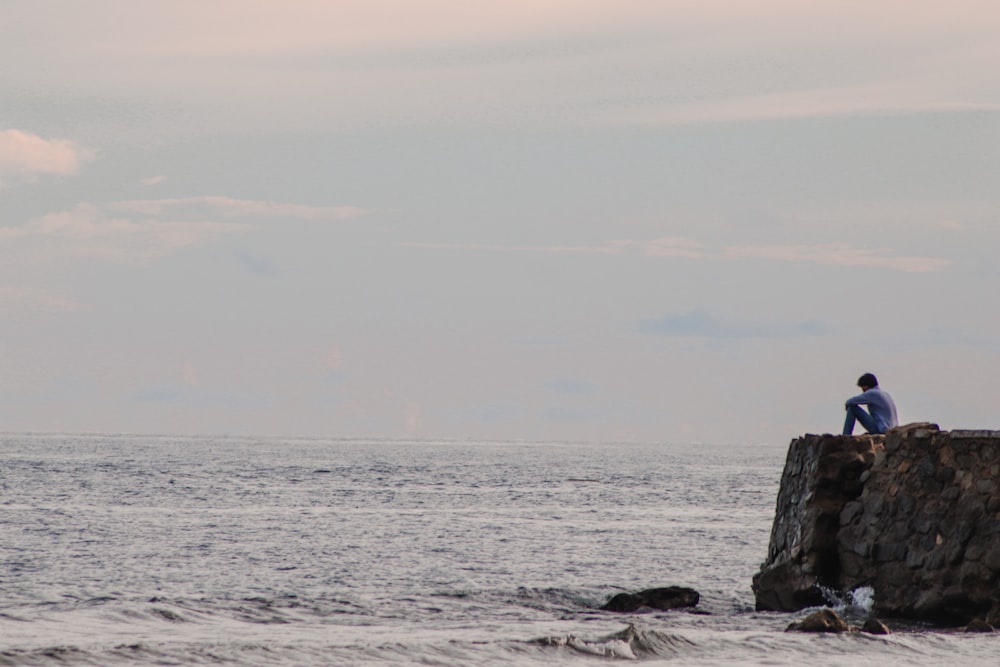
(2, 434, 997, 665)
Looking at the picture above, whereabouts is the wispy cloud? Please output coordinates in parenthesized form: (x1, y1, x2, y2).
(722, 243, 951, 273)
(638, 309, 833, 339)
(641, 237, 707, 258)
(602, 82, 1000, 128)
(0, 129, 93, 186)
(0, 203, 246, 263)
(3, 195, 368, 266)
(109, 196, 370, 221)
(406, 237, 951, 273)
(403, 240, 630, 254)
(405, 238, 706, 258)
(4, 2, 997, 135)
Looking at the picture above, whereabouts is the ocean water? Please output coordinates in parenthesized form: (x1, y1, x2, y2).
(1, 434, 997, 666)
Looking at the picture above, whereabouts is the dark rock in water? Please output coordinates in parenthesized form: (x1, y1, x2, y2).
(601, 586, 699, 612)
(964, 619, 994, 633)
(785, 608, 849, 633)
(751, 560, 828, 612)
(861, 618, 891, 635)
(601, 593, 643, 612)
(755, 424, 1000, 627)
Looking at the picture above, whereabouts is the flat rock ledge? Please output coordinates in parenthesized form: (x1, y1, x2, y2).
(601, 586, 700, 612)
(754, 424, 1000, 627)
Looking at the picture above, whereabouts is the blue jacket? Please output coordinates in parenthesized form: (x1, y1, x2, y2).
(845, 387, 899, 432)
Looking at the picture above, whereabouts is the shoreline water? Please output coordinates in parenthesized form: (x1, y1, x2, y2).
(2, 434, 997, 665)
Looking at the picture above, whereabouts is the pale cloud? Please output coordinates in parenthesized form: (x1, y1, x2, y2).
(641, 237, 706, 259)
(722, 243, 952, 273)
(406, 237, 950, 272)
(0, 129, 93, 186)
(0, 203, 246, 263)
(8, 2, 997, 131)
(141, 175, 167, 186)
(10, 1, 995, 63)
(108, 196, 369, 221)
(1, 194, 366, 266)
(772, 201, 997, 232)
(0, 1, 655, 61)
(600, 81, 1000, 128)
(402, 241, 631, 254)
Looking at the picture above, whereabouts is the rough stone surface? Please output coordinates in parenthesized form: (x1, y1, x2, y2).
(755, 424, 1000, 627)
(861, 618, 891, 635)
(964, 619, 994, 633)
(785, 608, 850, 633)
(752, 432, 883, 611)
(601, 586, 700, 612)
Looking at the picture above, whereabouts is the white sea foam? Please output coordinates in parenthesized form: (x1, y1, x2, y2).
(849, 585, 876, 613)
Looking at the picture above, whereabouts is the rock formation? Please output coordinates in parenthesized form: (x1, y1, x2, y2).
(601, 586, 700, 612)
(861, 618, 891, 635)
(752, 432, 882, 612)
(784, 609, 892, 634)
(754, 424, 1000, 627)
(785, 608, 849, 633)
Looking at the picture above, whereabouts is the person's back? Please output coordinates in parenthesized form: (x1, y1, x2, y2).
(843, 373, 898, 435)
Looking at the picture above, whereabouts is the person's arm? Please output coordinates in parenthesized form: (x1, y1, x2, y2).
(845, 391, 869, 408)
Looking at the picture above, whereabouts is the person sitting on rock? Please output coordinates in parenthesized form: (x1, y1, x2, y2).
(843, 372, 898, 435)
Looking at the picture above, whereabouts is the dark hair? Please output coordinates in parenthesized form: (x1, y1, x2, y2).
(857, 373, 878, 389)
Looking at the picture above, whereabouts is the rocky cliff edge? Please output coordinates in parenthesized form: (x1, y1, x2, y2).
(753, 424, 1000, 627)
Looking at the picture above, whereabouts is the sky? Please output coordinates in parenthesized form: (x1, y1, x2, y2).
(2, 1, 999, 443)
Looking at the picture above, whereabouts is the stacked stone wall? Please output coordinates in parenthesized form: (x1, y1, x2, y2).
(752, 434, 882, 611)
(839, 426, 1000, 625)
(754, 424, 1000, 626)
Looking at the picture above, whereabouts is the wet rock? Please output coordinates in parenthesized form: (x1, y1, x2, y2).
(601, 586, 699, 612)
(753, 433, 882, 612)
(785, 609, 849, 633)
(861, 618, 891, 634)
(751, 561, 827, 612)
(964, 619, 994, 633)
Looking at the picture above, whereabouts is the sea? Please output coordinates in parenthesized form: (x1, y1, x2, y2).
(2, 433, 997, 666)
